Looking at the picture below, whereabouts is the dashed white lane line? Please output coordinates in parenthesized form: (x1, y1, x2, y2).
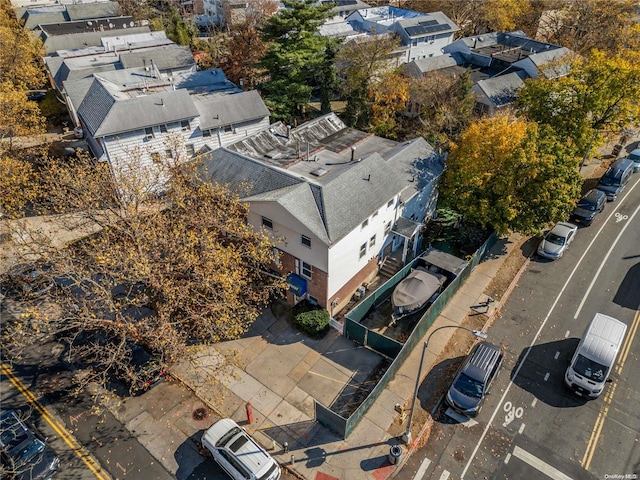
(518, 423, 525, 434)
(554, 351, 560, 360)
(531, 398, 537, 407)
(439, 470, 450, 480)
(544, 372, 550, 381)
(504, 453, 511, 464)
(412, 458, 431, 480)
(565, 330, 570, 338)
(513, 446, 574, 480)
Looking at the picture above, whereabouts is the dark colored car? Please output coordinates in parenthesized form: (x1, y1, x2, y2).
(0, 410, 59, 480)
(112, 344, 167, 396)
(596, 157, 634, 201)
(0, 264, 54, 299)
(626, 148, 640, 173)
(571, 189, 606, 226)
(445, 341, 503, 417)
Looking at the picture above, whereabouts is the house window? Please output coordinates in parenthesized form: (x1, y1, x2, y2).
(384, 221, 392, 236)
(202, 129, 212, 137)
(369, 235, 376, 248)
(223, 125, 233, 133)
(165, 149, 173, 159)
(144, 127, 154, 139)
(181, 120, 190, 131)
(372, 209, 378, 218)
(261, 216, 273, 229)
(272, 247, 280, 266)
(387, 198, 394, 208)
(150, 152, 161, 163)
(301, 261, 312, 279)
(361, 218, 369, 229)
(159, 124, 167, 133)
(186, 144, 195, 157)
(301, 235, 311, 248)
(359, 243, 367, 259)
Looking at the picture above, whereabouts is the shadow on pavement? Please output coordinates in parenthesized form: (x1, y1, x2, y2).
(419, 356, 462, 419)
(511, 339, 588, 408)
(613, 262, 640, 310)
(175, 431, 209, 480)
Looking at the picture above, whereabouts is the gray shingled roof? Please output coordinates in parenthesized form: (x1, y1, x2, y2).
(77, 77, 198, 137)
(196, 90, 270, 131)
(118, 45, 196, 71)
(66, 2, 120, 21)
(40, 26, 150, 54)
(474, 71, 527, 108)
(23, 12, 67, 30)
(200, 145, 409, 245)
(62, 77, 94, 113)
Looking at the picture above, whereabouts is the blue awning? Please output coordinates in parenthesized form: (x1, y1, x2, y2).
(287, 273, 307, 296)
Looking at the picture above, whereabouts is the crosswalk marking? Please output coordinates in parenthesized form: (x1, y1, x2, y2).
(513, 446, 573, 480)
(411, 458, 431, 480)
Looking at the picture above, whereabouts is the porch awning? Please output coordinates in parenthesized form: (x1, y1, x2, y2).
(287, 273, 307, 296)
(392, 217, 423, 239)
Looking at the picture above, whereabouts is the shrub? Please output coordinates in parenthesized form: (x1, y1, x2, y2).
(293, 304, 330, 338)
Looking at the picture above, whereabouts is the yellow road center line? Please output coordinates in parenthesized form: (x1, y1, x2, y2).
(1, 363, 110, 480)
(617, 310, 640, 374)
(582, 405, 608, 470)
(582, 309, 639, 470)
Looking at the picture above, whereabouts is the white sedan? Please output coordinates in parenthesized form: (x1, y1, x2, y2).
(537, 222, 578, 260)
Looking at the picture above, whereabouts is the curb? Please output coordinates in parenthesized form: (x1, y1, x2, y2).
(393, 241, 533, 475)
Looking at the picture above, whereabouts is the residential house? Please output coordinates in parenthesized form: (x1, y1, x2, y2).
(344, 7, 459, 65)
(202, 0, 279, 26)
(34, 16, 151, 55)
(443, 31, 573, 79)
(62, 68, 270, 189)
(44, 32, 194, 92)
(405, 31, 572, 116)
(318, 0, 370, 39)
(200, 113, 444, 314)
(15, 1, 120, 30)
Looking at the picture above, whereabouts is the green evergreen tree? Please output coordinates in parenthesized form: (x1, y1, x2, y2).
(258, 0, 333, 123)
(319, 42, 338, 114)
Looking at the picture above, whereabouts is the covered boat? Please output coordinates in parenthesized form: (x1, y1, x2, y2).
(390, 248, 467, 325)
(391, 267, 446, 323)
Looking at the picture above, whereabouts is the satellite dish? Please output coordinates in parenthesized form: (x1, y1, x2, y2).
(87, 20, 93, 25)
(130, 21, 135, 27)
(109, 23, 114, 28)
(122, 24, 127, 28)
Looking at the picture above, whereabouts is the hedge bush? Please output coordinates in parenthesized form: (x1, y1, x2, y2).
(293, 304, 330, 338)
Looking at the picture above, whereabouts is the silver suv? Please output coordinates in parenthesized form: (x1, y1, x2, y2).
(202, 419, 281, 480)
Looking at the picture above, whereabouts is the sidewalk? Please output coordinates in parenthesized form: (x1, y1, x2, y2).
(170, 232, 527, 480)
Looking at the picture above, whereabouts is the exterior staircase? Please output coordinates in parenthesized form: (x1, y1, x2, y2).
(379, 255, 403, 279)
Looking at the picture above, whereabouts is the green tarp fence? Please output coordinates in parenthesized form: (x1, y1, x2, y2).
(315, 232, 499, 438)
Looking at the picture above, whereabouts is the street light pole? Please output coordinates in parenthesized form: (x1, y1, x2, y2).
(402, 325, 488, 445)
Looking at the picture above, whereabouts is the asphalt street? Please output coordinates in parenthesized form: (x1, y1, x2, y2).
(396, 173, 640, 480)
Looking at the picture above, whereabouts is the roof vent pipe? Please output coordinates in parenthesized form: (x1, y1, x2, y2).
(351, 146, 356, 161)
(286, 125, 291, 139)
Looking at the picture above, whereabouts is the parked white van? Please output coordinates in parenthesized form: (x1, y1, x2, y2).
(565, 313, 627, 398)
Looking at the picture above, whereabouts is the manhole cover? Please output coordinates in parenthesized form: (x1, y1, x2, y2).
(192, 407, 208, 421)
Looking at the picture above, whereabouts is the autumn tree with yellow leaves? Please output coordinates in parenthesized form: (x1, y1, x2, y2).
(439, 111, 582, 235)
(1, 145, 286, 395)
(517, 49, 640, 162)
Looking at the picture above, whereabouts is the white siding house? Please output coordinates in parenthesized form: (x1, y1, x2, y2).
(344, 7, 458, 64)
(63, 68, 270, 191)
(201, 114, 444, 313)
